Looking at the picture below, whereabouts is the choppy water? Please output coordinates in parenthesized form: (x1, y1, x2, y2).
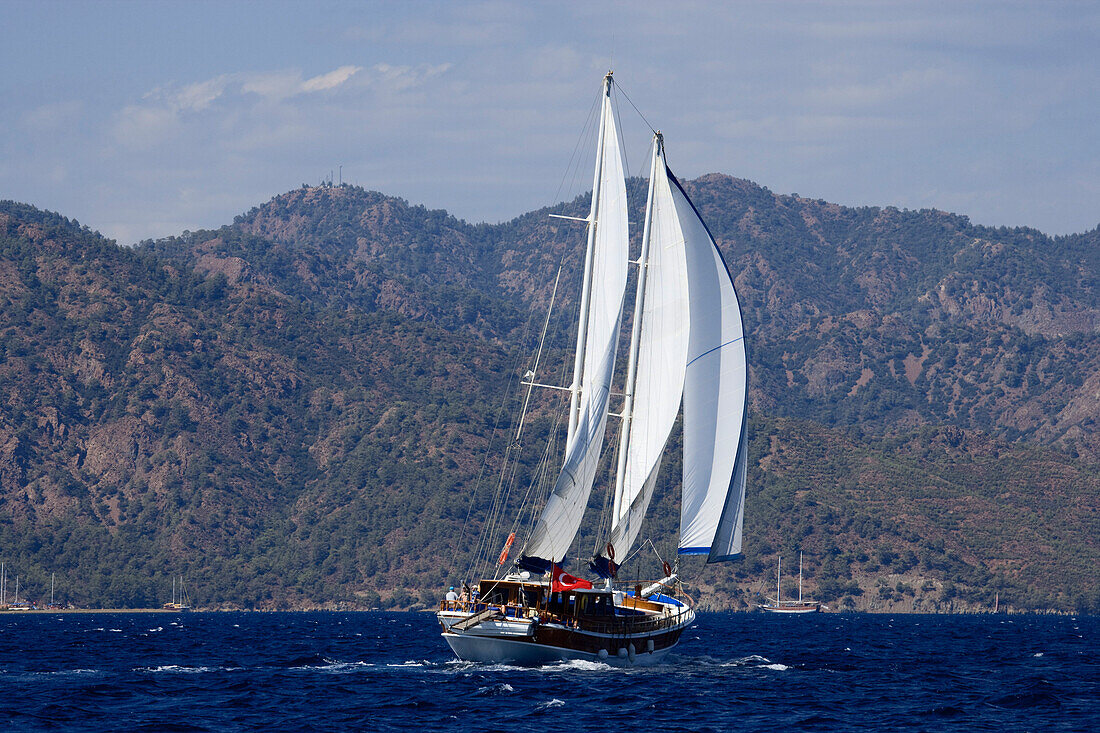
(0, 611, 1094, 731)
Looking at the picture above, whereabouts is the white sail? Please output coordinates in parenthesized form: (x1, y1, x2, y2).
(672, 170, 748, 562)
(608, 136, 689, 559)
(523, 76, 629, 564)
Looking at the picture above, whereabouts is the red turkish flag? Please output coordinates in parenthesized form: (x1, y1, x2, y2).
(550, 564, 593, 593)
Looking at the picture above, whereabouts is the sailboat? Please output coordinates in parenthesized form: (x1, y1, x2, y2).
(163, 576, 192, 612)
(760, 551, 820, 614)
(436, 72, 749, 665)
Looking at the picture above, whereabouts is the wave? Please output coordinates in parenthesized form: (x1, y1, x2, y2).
(4, 668, 102, 678)
(307, 661, 373, 673)
(285, 656, 374, 672)
(474, 683, 514, 696)
(541, 659, 613, 672)
(137, 665, 233, 674)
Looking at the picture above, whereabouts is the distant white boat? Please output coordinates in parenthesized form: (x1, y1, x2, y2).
(163, 575, 192, 612)
(760, 551, 820, 614)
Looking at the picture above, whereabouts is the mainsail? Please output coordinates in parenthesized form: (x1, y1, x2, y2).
(521, 74, 629, 565)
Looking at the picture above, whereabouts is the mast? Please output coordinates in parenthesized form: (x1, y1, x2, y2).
(51, 573, 55, 605)
(776, 555, 781, 606)
(798, 551, 803, 603)
(612, 132, 661, 522)
(566, 71, 614, 446)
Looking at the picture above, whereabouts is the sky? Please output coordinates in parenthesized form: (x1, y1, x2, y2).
(2, 0, 1098, 244)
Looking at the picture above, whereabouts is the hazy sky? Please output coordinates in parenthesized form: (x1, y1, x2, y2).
(2, 1, 1098, 244)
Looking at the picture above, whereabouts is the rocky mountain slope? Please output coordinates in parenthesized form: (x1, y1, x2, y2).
(0, 178, 1096, 612)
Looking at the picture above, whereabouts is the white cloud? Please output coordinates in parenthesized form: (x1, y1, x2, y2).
(112, 104, 179, 148)
(243, 65, 364, 100)
(109, 65, 379, 149)
(361, 63, 452, 91)
(169, 76, 231, 112)
(301, 65, 361, 92)
(240, 72, 303, 101)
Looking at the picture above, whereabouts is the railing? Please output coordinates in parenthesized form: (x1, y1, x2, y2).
(439, 599, 690, 635)
(439, 600, 533, 619)
(572, 608, 690, 635)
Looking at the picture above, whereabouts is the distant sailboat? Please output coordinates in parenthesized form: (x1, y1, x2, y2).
(437, 72, 749, 665)
(163, 576, 192, 612)
(760, 552, 820, 614)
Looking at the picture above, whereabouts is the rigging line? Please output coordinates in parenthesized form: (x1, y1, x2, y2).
(453, 313, 535, 581)
(471, 380, 525, 578)
(592, 418, 622, 555)
(506, 268, 573, 555)
(508, 351, 570, 563)
(552, 90, 602, 212)
(513, 291, 575, 554)
(513, 391, 567, 546)
(466, 265, 568, 579)
(612, 83, 630, 191)
(644, 538, 669, 571)
(620, 535, 664, 571)
(514, 262, 564, 442)
(464, 324, 536, 573)
(613, 81, 657, 136)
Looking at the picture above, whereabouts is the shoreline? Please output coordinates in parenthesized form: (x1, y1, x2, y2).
(0, 608, 184, 614)
(0, 606, 1087, 616)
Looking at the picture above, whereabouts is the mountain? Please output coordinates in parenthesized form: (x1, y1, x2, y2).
(0, 179, 1096, 613)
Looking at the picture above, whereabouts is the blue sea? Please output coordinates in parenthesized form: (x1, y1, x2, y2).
(0, 611, 1095, 731)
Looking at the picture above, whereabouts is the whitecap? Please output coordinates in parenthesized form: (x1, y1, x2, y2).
(463, 663, 530, 673)
(1032, 652, 1044, 658)
(139, 665, 220, 674)
(148, 626, 163, 632)
(536, 699, 565, 710)
(109, 629, 122, 632)
(475, 683, 514, 696)
(763, 663, 790, 671)
(543, 659, 612, 672)
(312, 661, 372, 673)
(723, 654, 771, 667)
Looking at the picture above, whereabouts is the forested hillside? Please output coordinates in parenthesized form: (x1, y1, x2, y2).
(0, 178, 1096, 613)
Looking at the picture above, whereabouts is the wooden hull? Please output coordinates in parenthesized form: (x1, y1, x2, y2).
(438, 607, 694, 666)
(760, 602, 820, 614)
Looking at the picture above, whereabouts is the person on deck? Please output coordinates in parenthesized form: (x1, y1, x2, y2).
(445, 587, 459, 602)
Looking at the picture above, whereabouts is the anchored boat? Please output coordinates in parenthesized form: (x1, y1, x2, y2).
(760, 552, 821, 614)
(438, 72, 749, 665)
